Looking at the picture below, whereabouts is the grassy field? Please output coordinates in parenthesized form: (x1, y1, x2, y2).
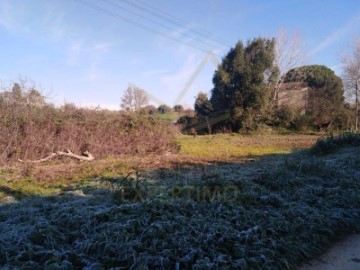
(0, 134, 319, 199)
(1, 133, 360, 269)
(178, 134, 319, 160)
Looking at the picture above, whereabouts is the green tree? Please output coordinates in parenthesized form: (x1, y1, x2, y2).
(210, 38, 277, 131)
(284, 65, 344, 127)
(157, 104, 172, 114)
(194, 92, 212, 116)
(173, 104, 184, 112)
(143, 104, 157, 114)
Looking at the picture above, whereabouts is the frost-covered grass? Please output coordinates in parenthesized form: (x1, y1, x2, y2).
(310, 131, 360, 155)
(1, 138, 360, 269)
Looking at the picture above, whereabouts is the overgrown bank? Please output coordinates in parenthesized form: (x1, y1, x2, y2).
(0, 83, 178, 164)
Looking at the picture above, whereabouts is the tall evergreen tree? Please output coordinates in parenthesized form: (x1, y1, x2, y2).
(284, 65, 344, 126)
(210, 38, 277, 131)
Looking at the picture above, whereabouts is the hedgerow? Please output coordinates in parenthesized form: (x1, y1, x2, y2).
(0, 83, 178, 164)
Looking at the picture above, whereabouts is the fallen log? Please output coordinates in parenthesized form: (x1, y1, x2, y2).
(18, 149, 95, 163)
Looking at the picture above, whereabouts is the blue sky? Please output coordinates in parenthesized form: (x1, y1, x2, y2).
(1, 0, 359, 109)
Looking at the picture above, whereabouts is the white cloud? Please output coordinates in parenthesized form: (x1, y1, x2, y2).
(142, 69, 169, 77)
(92, 42, 114, 54)
(67, 41, 111, 65)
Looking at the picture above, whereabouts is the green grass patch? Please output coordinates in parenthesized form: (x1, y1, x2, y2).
(157, 112, 178, 121)
(177, 134, 317, 160)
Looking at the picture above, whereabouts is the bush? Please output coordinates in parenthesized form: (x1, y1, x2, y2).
(143, 105, 158, 114)
(0, 83, 178, 164)
(310, 132, 360, 155)
(291, 114, 313, 132)
(173, 104, 184, 112)
(272, 106, 296, 128)
(177, 115, 212, 135)
(157, 104, 172, 114)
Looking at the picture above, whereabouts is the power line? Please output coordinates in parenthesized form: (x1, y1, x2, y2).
(101, 0, 227, 51)
(118, 0, 232, 48)
(74, 0, 210, 52)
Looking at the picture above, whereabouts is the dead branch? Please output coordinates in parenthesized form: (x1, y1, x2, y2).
(18, 150, 95, 163)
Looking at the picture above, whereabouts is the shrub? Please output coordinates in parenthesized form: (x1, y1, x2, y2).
(177, 115, 212, 135)
(173, 104, 184, 112)
(291, 114, 313, 131)
(310, 131, 360, 155)
(273, 106, 296, 128)
(157, 104, 172, 114)
(143, 105, 158, 114)
(0, 83, 178, 164)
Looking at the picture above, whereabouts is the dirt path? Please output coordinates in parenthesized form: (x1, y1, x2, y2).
(301, 234, 360, 270)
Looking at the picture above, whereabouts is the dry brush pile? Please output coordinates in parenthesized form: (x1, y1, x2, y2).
(0, 86, 178, 164)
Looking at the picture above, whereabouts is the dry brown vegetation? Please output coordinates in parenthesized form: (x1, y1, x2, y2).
(0, 84, 178, 164)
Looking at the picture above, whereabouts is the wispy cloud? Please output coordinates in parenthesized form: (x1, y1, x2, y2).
(0, 1, 13, 30)
(84, 63, 102, 81)
(159, 53, 212, 106)
(142, 69, 169, 77)
(0, 0, 27, 32)
(41, 3, 67, 41)
(92, 42, 114, 54)
(309, 12, 360, 57)
(66, 40, 85, 65)
(161, 54, 197, 85)
(152, 23, 224, 56)
(66, 40, 114, 65)
(82, 42, 115, 81)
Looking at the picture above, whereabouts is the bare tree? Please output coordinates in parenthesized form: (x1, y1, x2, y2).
(120, 85, 149, 111)
(341, 38, 360, 131)
(273, 28, 307, 100)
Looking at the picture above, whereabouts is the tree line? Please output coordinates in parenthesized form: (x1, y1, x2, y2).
(120, 85, 194, 117)
(178, 36, 359, 134)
